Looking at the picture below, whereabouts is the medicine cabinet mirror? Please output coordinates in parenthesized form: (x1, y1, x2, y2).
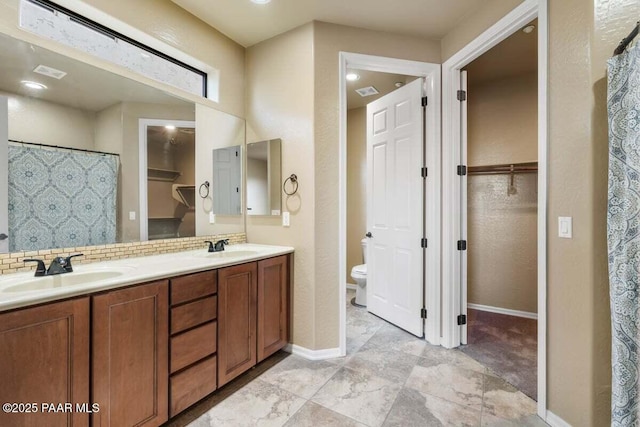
(246, 138, 282, 216)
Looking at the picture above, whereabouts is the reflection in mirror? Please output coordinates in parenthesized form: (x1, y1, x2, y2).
(0, 30, 245, 253)
(246, 139, 282, 216)
(146, 123, 195, 240)
(212, 145, 242, 216)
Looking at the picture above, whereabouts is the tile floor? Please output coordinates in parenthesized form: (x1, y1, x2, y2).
(166, 291, 547, 427)
(460, 309, 538, 400)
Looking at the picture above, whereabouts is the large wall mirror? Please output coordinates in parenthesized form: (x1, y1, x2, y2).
(246, 138, 282, 216)
(0, 30, 245, 253)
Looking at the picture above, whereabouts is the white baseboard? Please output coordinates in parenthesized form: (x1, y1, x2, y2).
(283, 344, 342, 361)
(346, 283, 357, 291)
(468, 303, 537, 320)
(545, 410, 572, 427)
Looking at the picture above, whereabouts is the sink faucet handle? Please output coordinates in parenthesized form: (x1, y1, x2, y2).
(23, 259, 46, 277)
(63, 254, 84, 272)
(213, 239, 229, 252)
(204, 241, 215, 252)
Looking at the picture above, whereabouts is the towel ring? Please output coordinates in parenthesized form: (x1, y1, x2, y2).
(283, 174, 298, 196)
(199, 181, 210, 198)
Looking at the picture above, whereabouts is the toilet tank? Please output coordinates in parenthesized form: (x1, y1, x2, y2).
(361, 238, 367, 263)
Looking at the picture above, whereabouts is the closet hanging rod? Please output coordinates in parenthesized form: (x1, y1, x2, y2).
(8, 139, 120, 157)
(468, 161, 538, 176)
(614, 21, 639, 56)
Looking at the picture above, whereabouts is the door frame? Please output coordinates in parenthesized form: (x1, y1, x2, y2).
(138, 118, 196, 241)
(338, 52, 441, 355)
(0, 96, 7, 254)
(441, 0, 548, 418)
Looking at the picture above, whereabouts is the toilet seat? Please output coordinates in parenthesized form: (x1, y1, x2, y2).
(351, 264, 366, 278)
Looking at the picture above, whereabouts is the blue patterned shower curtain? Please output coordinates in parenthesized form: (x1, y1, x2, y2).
(8, 145, 118, 251)
(608, 44, 640, 427)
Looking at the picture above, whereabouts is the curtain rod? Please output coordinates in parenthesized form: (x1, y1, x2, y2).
(614, 21, 639, 56)
(468, 161, 538, 176)
(8, 139, 120, 157)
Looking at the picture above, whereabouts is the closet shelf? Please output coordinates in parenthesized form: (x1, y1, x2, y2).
(147, 167, 181, 182)
(172, 185, 195, 209)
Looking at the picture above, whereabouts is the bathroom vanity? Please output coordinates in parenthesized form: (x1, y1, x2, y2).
(0, 244, 292, 427)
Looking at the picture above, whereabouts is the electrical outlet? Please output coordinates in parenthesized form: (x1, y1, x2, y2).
(209, 211, 216, 224)
(129, 211, 136, 221)
(282, 211, 290, 227)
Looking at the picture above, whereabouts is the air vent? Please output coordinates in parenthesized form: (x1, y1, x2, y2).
(33, 64, 67, 80)
(355, 86, 379, 97)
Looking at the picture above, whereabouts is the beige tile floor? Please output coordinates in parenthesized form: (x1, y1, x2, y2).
(166, 291, 547, 427)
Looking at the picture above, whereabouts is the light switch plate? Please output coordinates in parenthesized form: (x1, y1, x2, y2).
(282, 211, 290, 227)
(129, 211, 136, 221)
(209, 212, 215, 224)
(558, 216, 572, 238)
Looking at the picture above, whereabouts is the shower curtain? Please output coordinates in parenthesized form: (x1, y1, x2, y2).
(608, 44, 640, 427)
(8, 145, 118, 251)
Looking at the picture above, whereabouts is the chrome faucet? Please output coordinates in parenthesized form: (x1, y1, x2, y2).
(205, 239, 229, 253)
(24, 254, 83, 277)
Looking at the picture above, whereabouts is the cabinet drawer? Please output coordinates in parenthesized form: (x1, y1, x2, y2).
(171, 270, 217, 306)
(170, 356, 217, 417)
(171, 321, 217, 373)
(171, 296, 217, 335)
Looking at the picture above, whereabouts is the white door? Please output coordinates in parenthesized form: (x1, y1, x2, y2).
(460, 70, 469, 345)
(366, 78, 425, 337)
(212, 146, 242, 215)
(0, 96, 8, 253)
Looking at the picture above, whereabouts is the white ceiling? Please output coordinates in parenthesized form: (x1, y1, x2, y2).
(172, 0, 485, 47)
(0, 33, 193, 112)
(347, 69, 416, 110)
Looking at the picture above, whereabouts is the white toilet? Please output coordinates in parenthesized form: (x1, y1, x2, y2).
(350, 238, 367, 307)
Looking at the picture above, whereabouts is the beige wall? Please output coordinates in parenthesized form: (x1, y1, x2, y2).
(466, 72, 537, 314)
(443, 0, 622, 425)
(5, 92, 96, 150)
(467, 73, 538, 165)
(195, 103, 246, 237)
(346, 107, 366, 284)
(440, 0, 525, 61)
(245, 23, 316, 349)
(313, 21, 441, 348)
(246, 21, 441, 350)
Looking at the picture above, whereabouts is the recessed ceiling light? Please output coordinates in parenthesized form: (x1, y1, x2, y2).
(21, 81, 47, 90)
(522, 25, 536, 34)
(250, 0, 271, 4)
(346, 73, 360, 81)
(165, 125, 176, 130)
(394, 82, 404, 88)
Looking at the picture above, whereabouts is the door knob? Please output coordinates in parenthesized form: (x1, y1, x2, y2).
(365, 232, 372, 238)
(0, 233, 7, 241)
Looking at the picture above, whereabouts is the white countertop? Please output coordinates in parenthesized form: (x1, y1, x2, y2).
(0, 243, 294, 312)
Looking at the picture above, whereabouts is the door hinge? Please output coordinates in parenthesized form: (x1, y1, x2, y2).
(421, 308, 427, 319)
(421, 96, 428, 107)
(236, 150, 239, 157)
(236, 187, 239, 193)
(457, 240, 467, 251)
(421, 238, 428, 248)
(457, 165, 467, 176)
(421, 167, 428, 178)
(457, 90, 467, 101)
(457, 314, 467, 325)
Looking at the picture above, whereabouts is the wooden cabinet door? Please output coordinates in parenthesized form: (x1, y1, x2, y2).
(0, 298, 90, 427)
(217, 262, 257, 386)
(92, 281, 168, 427)
(257, 255, 289, 362)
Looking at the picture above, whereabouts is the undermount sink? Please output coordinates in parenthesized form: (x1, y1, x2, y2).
(199, 250, 259, 259)
(3, 270, 131, 293)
